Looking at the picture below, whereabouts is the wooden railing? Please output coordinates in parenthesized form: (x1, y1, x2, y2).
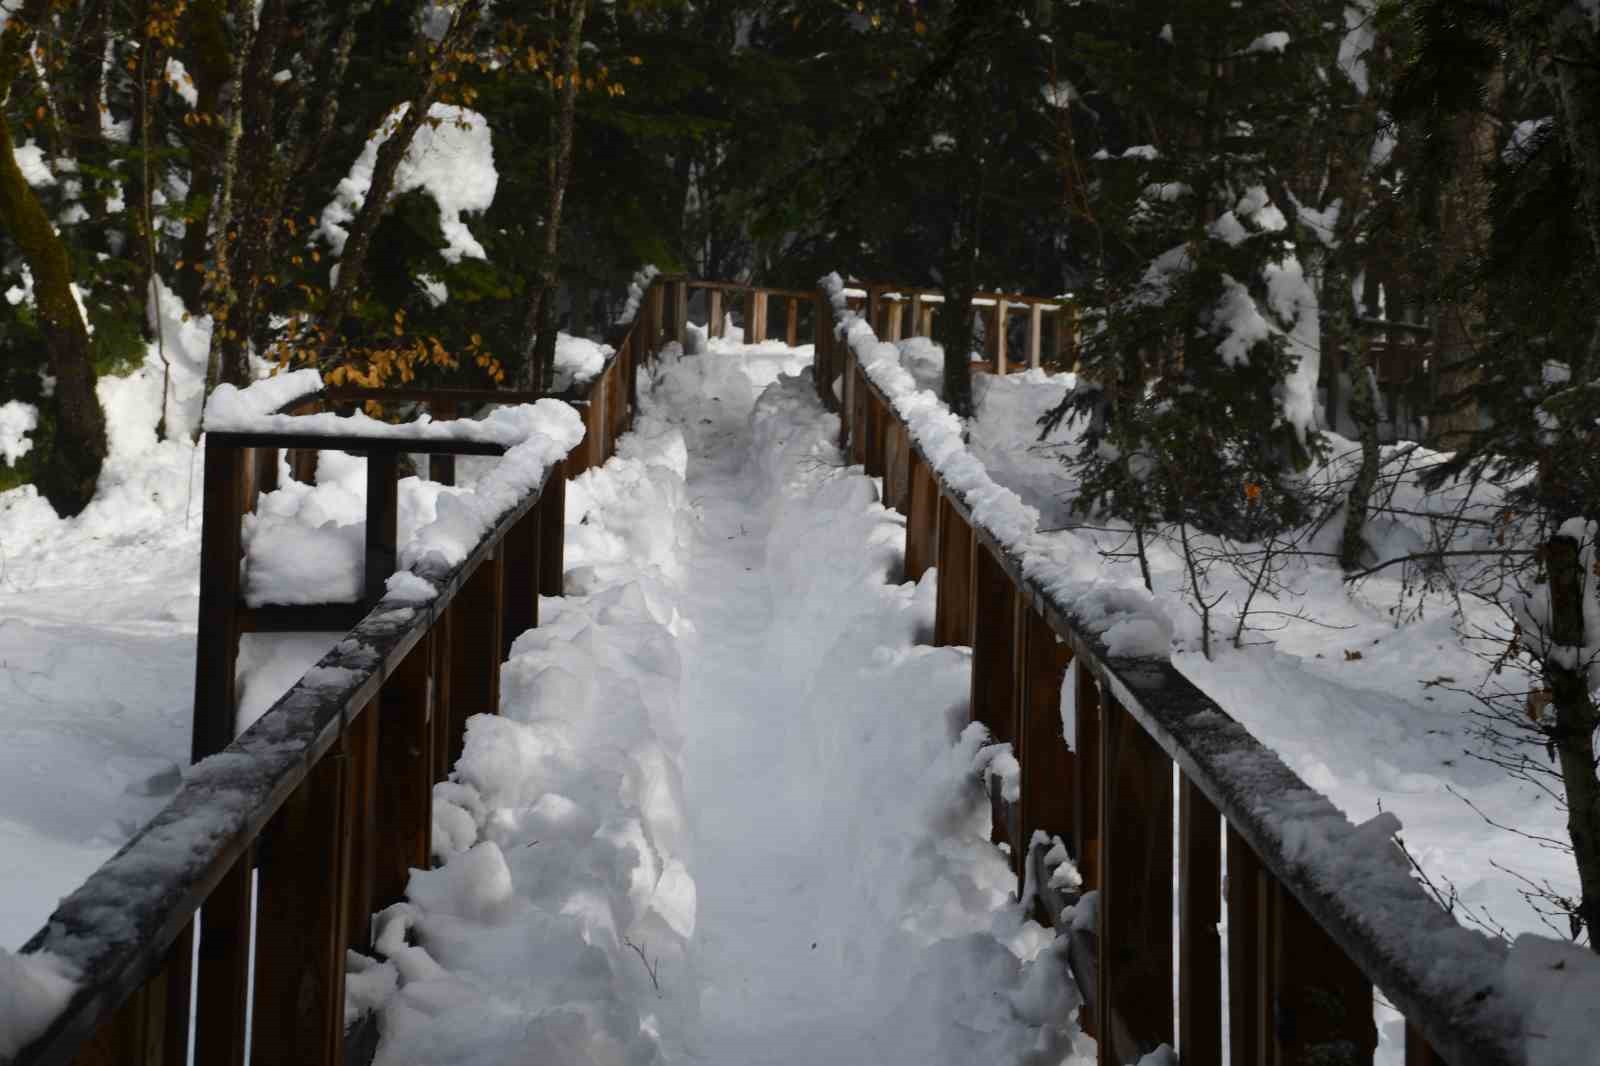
(822, 281, 1521, 1066)
(5, 276, 675, 1066)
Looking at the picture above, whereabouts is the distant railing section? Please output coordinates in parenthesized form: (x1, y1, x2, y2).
(6, 274, 676, 1066)
(823, 281, 1520, 1066)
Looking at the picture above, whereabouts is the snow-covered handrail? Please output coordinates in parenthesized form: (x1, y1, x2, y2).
(820, 271, 1535, 1066)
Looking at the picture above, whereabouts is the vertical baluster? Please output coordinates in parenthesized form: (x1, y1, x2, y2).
(933, 496, 974, 648)
(449, 549, 504, 763)
(674, 281, 689, 350)
(970, 543, 1019, 855)
(540, 463, 567, 596)
(1271, 878, 1377, 1065)
(1029, 304, 1043, 369)
(995, 299, 1010, 374)
(194, 852, 252, 1066)
(252, 741, 350, 1065)
(344, 699, 380, 953)
(364, 452, 399, 606)
(787, 297, 799, 347)
(708, 288, 723, 339)
(1017, 603, 1074, 907)
(1227, 825, 1263, 1066)
(431, 400, 458, 486)
(501, 502, 542, 655)
(1074, 663, 1103, 892)
(904, 451, 938, 583)
(193, 442, 243, 762)
(1098, 692, 1174, 1066)
(375, 632, 434, 908)
(1179, 776, 1222, 1064)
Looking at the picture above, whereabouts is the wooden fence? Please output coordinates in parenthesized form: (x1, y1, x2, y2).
(819, 284, 1520, 1066)
(6, 270, 1489, 1066)
(4, 275, 689, 1066)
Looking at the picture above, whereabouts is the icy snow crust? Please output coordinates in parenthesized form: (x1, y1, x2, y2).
(351, 340, 1090, 1065)
(819, 274, 1539, 1064)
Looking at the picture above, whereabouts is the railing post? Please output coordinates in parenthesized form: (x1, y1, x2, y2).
(905, 450, 939, 583)
(933, 495, 974, 648)
(502, 500, 542, 654)
(195, 852, 253, 1066)
(1097, 692, 1174, 1066)
(886, 299, 904, 341)
(971, 542, 1019, 853)
(1074, 664, 1102, 893)
(1271, 879, 1378, 1064)
(909, 292, 925, 338)
(344, 699, 381, 953)
(252, 736, 351, 1066)
(709, 288, 723, 339)
(786, 297, 799, 347)
(674, 280, 689, 350)
(1028, 303, 1043, 370)
(1179, 776, 1222, 1064)
(541, 462, 567, 596)
(747, 289, 768, 343)
(193, 441, 244, 762)
(364, 452, 399, 606)
(995, 299, 1009, 374)
(449, 549, 504, 765)
(1017, 602, 1073, 902)
(375, 633, 434, 909)
(431, 400, 458, 485)
(1228, 826, 1265, 1066)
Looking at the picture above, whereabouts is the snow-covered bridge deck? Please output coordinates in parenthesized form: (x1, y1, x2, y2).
(2, 276, 1550, 1066)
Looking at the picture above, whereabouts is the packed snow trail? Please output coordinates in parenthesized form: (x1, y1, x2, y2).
(360, 340, 1087, 1065)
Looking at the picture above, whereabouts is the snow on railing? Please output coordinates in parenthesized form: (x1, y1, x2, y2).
(817, 270, 1551, 1066)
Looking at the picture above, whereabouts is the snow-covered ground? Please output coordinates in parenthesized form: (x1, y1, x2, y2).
(354, 340, 1086, 1064)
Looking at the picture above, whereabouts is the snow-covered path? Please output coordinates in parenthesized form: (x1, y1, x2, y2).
(363, 341, 1083, 1065)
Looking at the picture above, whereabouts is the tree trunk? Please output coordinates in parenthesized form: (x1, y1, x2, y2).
(177, 0, 230, 313)
(1544, 534, 1600, 948)
(938, 287, 976, 419)
(1428, 64, 1502, 450)
(202, 0, 263, 393)
(521, 0, 590, 392)
(316, 0, 485, 362)
(0, 5, 108, 516)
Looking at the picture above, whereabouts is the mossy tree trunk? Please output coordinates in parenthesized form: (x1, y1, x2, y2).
(0, 0, 109, 516)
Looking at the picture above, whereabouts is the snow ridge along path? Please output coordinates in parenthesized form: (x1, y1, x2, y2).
(359, 340, 1088, 1065)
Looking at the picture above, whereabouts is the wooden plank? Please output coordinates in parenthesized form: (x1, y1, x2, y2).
(193, 443, 243, 763)
(430, 399, 458, 485)
(1227, 825, 1263, 1066)
(1179, 775, 1223, 1066)
(1074, 664, 1101, 893)
(159, 920, 194, 1066)
(364, 453, 399, 606)
(205, 431, 504, 457)
(749, 290, 768, 343)
(708, 289, 723, 339)
(193, 852, 252, 1066)
(995, 299, 1009, 374)
(887, 301, 904, 341)
(971, 544, 1018, 747)
(1097, 691, 1174, 1066)
(344, 699, 380, 953)
(1018, 603, 1074, 903)
(971, 543, 1020, 854)
(909, 293, 925, 338)
(238, 602, 367, 634)
(786, 297, 799, 347)
(375, 633, 434, 908)
(540, 465, 566, 595)
(863, 389, 885, 479)
(1029, 303, 1043, 369)
(252, 739, 349, 1066)
(1272, 877, 1378, 1065)
(675, 281, 689, 349)
(905, 452, 938, 583)
(501, 503, 542, 657)
(432, 603, 455, 785)
(885, 421, 910, 515)
(933, 495, 975, 648)
(448, 549, 504, 766)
